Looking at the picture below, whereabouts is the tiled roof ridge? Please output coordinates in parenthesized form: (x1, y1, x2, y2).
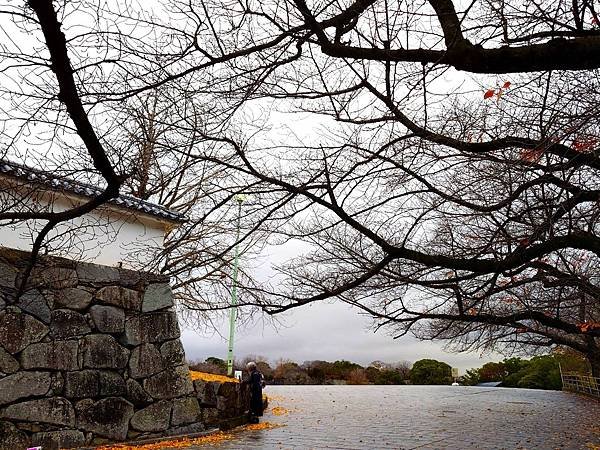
(0, 159, 186, 223)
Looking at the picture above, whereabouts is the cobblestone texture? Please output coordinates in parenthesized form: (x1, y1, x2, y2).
(207, 385, 600, 450)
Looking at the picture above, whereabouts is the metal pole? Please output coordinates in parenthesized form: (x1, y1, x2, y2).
(227, 195, 245, 376)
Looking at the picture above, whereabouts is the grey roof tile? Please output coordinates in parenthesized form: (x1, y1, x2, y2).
(0, 159, 186, 223)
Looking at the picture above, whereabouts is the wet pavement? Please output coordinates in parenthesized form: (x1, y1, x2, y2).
(201, 385, 600, 450)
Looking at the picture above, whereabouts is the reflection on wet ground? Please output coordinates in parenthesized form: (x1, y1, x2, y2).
(192, 385, 600, 449)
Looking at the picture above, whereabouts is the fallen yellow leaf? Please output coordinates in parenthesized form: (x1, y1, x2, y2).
(91, 423, 284, 450)
(189, 371, 239, 383)
(92, 431, 235, 450)
(271, 406, 290, 416)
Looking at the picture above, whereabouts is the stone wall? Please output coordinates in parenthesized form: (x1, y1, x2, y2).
(0, 248, 249, 449)
(192, 377, 250, 429)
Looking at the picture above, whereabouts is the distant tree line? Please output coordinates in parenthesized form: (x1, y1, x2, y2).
(189, 356, 411, 385)
(190, 348, 592, 390)
(460, 349, 590, 391)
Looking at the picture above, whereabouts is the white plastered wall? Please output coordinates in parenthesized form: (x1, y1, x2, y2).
(0, 178, 170, 270)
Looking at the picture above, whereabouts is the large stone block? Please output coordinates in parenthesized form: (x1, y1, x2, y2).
(98, 371, 126, 397)
(95, 286, 141, 311)
(50, 372, 65, 396)
(129, 400, 172, 432)
(129, 343, 163, 379)
(141, 283, 173, 312)
(194, 380, 218, 407)
(64, 371, 99, 399)
(122, 311, 180, 346)
(171, 397, 201, 426)
(20, 340, 79, 371)
(0, 347, 18, 374)
(0, 371, 52, 405)
(76, 397, 134, 440)
(126, 378, 153, 407)
(119, 269, 141, 287)
(89, 305, 125, 333)
(235, 383, 250, 410)
(160, 339, 186, 367)
(76, 263, 120, 284)
(0, 262, 17, 289)
(16, 289, 50, 323)
(0, 289, 11, 313)
(159, 422, 206, 438)
(2, 397, 75, 427)
(217, 381, 237, 398)
(36, 267, 78, 288)
(0, 421, 29, 450)
(217, 394, 236, 413)
(201, 407, 220, 425)
(50, 309, 91, 338)
(81, 334, 129, 369)
(52, 287, 93, 311)
(31, 430, 86, 449)
(143, 365, 194, 399)
(0, 309, 48, 354)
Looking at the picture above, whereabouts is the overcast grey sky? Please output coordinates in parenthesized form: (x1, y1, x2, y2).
(180, 241, 503, 374)
(180, 301, 501, 374)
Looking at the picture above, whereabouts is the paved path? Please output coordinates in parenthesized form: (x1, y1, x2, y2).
(202, 385, 600, 450)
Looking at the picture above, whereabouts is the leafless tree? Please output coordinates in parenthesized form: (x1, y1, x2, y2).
(393, 361, 412, 380)
(2, 1, 600, 374)
(160, 0, 600, 374)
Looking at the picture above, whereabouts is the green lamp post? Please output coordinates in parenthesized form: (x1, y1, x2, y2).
(226, 194, 246, 376)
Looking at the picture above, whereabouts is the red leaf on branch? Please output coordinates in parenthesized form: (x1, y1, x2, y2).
(502, 81, 511, 89)
(518, 238, 530, 247)
(484, 89, 495, 99)
(516, 327, 528, 334)
(519, 148, 543, 162)
(592, 17, 599, 25)
(578, 322, 600, 332)
(572, 137, 598, 152)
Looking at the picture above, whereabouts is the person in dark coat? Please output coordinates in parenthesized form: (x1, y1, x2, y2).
(243, 361, 264, 423)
